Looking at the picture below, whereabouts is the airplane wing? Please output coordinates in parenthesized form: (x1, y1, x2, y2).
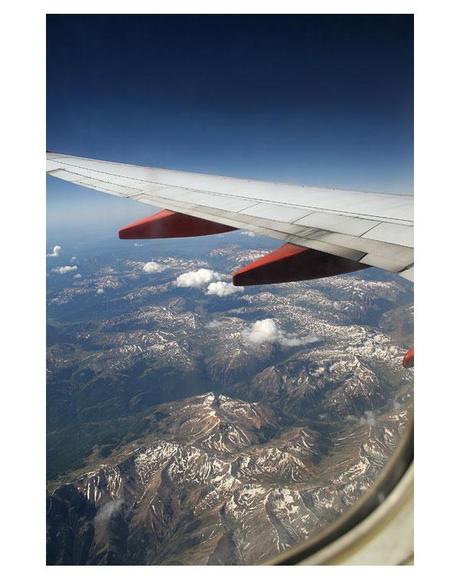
(46, 152, 414, 282)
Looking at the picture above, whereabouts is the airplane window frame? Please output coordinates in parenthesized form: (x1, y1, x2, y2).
(266, 413, 414, 565)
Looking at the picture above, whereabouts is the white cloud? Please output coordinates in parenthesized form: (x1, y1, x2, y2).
(52, 265, 78, 274)
(73, 273, 82, 279)
(47, 245, 62, 257)
(242, 319, 282, 345)
(206, 281, 244, 297)
(360, 411, 377, 428)
(95, 499, 123, 525)
(241, 231, 256, 237)
(175, 268, 220, 288)
(142, 261, 164, 274)
(96, 288, 104, 295)
(71, 256, 77, 261)
(242, 318, 318, 347)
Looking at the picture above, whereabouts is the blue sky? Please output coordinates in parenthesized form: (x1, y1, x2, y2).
(47, 15, 413, 239)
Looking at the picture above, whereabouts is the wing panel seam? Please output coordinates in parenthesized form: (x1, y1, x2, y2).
(50, 159, 413, 226)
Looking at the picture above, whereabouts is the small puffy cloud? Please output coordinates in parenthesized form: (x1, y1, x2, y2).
(52, 265, 78, 275)
(142, 261, 164, 274)
(73, 273, 82, 279)
(206, 281, 244, 297)
(242, 319, 282, 345)
(360, 411, 377, 428)
(96, 288, 104, 295)
(95, 499, 123, 525)
(47, 245, 62, 257)
(242, 318, 318, 347)
(71, 256, 77, 261)
(175, 268, 220, 288)
(241, 231, 256, 237)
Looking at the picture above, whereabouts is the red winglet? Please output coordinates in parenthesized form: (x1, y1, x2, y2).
(119, 210, 237, 239)
(402, 348, 414, 368)
(233, 243, 369, 286)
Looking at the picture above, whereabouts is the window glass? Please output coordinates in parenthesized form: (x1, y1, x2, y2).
(46, 232, 413, 565)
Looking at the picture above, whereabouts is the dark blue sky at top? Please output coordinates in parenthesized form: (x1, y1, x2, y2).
(47, 14, 413, 241)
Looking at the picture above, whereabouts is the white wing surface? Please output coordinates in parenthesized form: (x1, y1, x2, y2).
(47, 152, 413, 281)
